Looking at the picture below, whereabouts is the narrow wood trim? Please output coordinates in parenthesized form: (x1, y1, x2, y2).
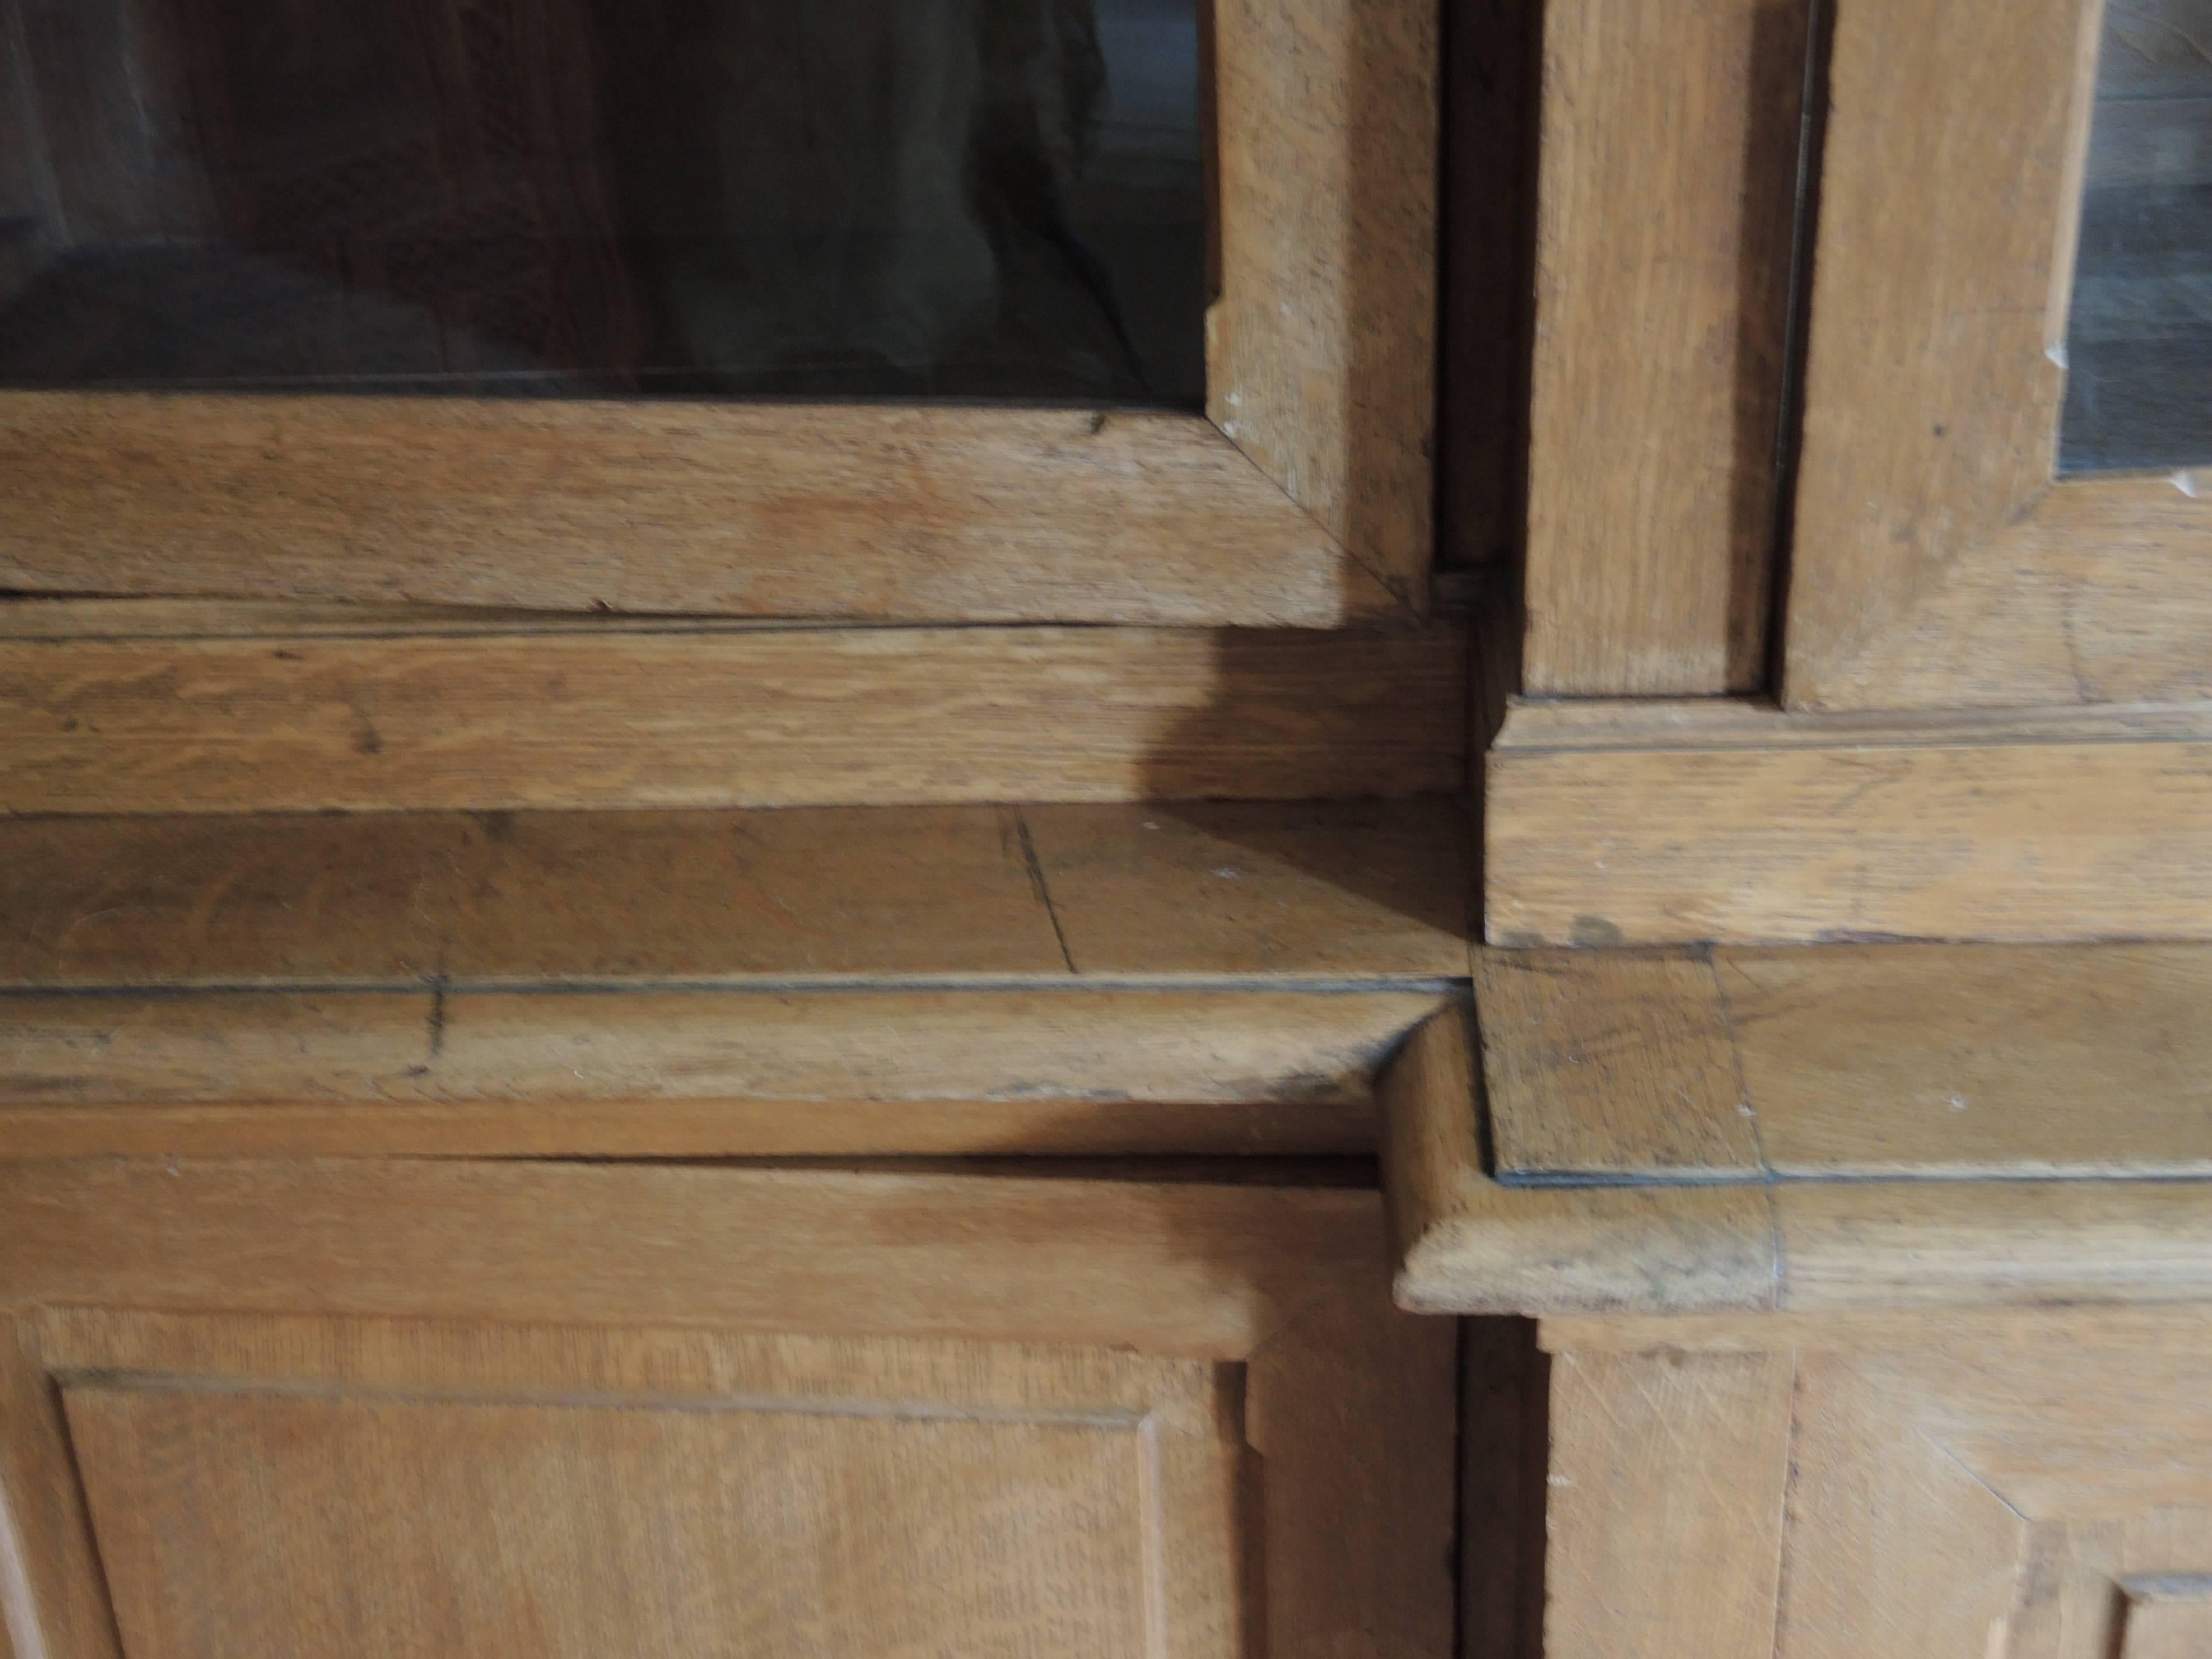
(0, 0, 1440, 622)
(1486, 697, 2212, 946)
(1784, 0, 2212, 708)
(1384, 1005, 2212, 1317)
(0, 1320, 121, 1659)
(0, 1162, 1388, 1359)
(0, 611, 1468, 814)
(1522, 0, 1807, 694)
(1207, 0, 1440, 608)
(0, 399, 1397, 628)
(1480, 944, 2212, 1182)
(0, 985, 1444, 1109)
(0, 1098, 1380, 1162)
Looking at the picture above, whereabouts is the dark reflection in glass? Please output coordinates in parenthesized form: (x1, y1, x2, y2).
(2061, 0, 2212, 472)
(0, 0, 1205, 402)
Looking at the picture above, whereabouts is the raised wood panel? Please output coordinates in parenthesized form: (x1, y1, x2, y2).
(0, 1171, 1456, 1659)
(0, 611, 1468, 813)
(66, 1383, 1203, 1659)
(1541, 1315, 2212, 1659)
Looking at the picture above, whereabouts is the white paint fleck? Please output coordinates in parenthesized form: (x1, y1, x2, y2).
(2175, 469, 2203, 499)
(2046, 339, 2068, 370)
(1948, 1095, 1968, 1111)
(1213, 867, 1240, 880)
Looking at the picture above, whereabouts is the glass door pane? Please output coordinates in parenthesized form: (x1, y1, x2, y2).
(2060, 0, 2212, 472)
(0, 0, 1205, 403)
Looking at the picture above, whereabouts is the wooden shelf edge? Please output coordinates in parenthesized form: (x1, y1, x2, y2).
(1382, 1005, 2212, 1318)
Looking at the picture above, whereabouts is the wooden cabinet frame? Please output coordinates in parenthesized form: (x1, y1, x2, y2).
(0, 1162, 1455, 1659)
(0, 0, 1438, 627)
(1500, 0, 2212, 944)
(1784, 0, 2212, 711)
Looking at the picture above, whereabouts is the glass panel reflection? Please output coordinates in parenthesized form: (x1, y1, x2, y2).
(0, 0, 1205, 402)
(2061, 0, 2212, 472)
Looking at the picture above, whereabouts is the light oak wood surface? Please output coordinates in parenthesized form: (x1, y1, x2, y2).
(1486, 697, 2212, 944)
(0, 398, 1396, 627)
(1384, 1007, 2212, 1315)
(0, 609, 1467, 813)
(1536, 1312, 2212, 1659)
(1208, 0, 1438, 608)
(1480, 945, 2212, 1181)
(0, 797, 1464, 1158)
(0, 799, 1469, 987)
(0, 1169, 1456, 1659)
(1522, 0, 1804, 694)
(1544, 1349, 1793, 1659)
(1785, 0, 2212, 709)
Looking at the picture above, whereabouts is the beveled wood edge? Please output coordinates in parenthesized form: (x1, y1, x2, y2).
(1382, 1008, 2212, 1317)
(1783, 0, 2212, 709)
(1489, 693, 2212, 753)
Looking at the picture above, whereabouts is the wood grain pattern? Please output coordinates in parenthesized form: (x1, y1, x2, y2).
(1544, 1348, 1793, 1659)
(1208, 0, 1437, 607)
(0, 987, 1441, 1104)
(0, 614, 1467, 813)
(0, 1176, 1454, 1659)
(0, 1320, 120, 1659)
(1476, 950, 1757, 1178)
(1536, 1314, 2212, 1659)
(0, 1098, 1380, 1162)
(1380, 1008, 1778, 1316)
(1784, 0, 2212, 709)
(1386, 1000, 2212, 1316)
(67, 1384, 1177, 1659)
(1522, 0, 1805, 694)
(0, 800, 1469, 987)
(0, 395, 1400, 627)
(1776, 1354, 2028, 1659)
(0, 1162, 1384, 1356)
(1486, 697, 2212, 945)
(1482, 944, 2212, 1182)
